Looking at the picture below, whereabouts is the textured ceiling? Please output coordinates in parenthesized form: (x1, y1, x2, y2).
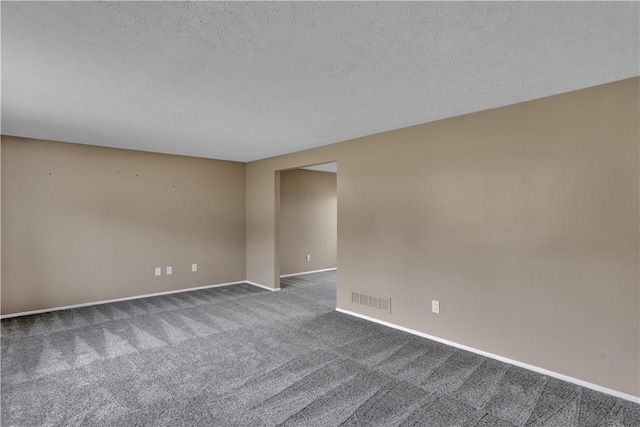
(302, 162, 337, 174)
(2, 2, 639, 162)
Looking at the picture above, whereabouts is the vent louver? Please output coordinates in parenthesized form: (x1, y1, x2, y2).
(369, 296, 379, 309)
(351, 290, 391, 314)
(351, 291, 359, 304)
(359, 294, 369, 306)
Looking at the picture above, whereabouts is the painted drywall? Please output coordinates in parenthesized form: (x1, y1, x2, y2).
(246, 78, 640, 397)
(279, 169, 337, 276)
(1, 137, 246, 315)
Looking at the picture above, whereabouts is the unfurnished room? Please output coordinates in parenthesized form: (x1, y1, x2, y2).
(1, 1, 639, 426)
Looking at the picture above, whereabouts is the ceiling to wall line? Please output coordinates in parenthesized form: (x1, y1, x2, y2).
(2, 2, 638, 162)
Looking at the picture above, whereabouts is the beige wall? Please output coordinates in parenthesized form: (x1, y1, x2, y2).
(246, 78, 640, 397)
(279, 169, 336, 276)
(1, 136, 246, 314)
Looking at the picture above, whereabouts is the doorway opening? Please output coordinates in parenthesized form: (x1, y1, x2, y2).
(277, 162, 337, 295)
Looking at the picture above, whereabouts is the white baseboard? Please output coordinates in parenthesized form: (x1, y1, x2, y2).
(280, 267, 337, 278)
(246, 281, 281, 292)
(335, 308, 640, 404)
(0, 280, 249, 319)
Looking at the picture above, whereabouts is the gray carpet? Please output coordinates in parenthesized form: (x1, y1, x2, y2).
(2, 271, 639, 426)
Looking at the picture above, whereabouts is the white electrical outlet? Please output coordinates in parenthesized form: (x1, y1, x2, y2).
(432, 300, 440, 314)
(306, 254, 311, 261)
(192, 263, 198, 272)
(154, 267, 161, 276)
(166, 266, 173, 275)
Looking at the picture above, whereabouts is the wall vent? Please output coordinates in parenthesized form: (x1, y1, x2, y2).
(369, 296, 379, 309)
(351, 291, 359, 304)
(359, 293, 369, 306)
(379, 298, 390, 313)
(351, 290, 391, 314)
